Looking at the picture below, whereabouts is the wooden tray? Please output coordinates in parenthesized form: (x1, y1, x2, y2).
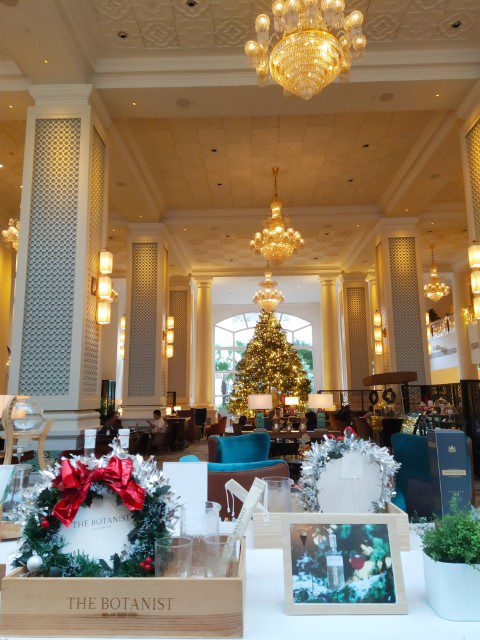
(252, 502, 410, 551)
(0, 539, 245, 638)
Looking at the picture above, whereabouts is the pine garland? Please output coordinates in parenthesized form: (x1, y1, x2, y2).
(12, 445, 178, 578)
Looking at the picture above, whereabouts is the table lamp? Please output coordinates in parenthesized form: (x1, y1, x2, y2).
(248, 394, 272, 428)
(308, 393, 335, 428)
(284, 396, 299, 416)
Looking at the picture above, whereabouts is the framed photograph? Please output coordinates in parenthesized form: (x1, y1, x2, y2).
(282, 513, 407, 615)
(166, 391, 177, 407)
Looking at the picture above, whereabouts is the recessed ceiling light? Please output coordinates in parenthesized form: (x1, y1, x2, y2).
(132, 101, 137, 107)
(8, 104, 12, 109)
(183, 228, 187, 231)
(186, 0, 198, 7)
(405, 208, 408, 212)
(139, 215, 143, 219)
(112, 228, 116, 232)
(430, 221, 434, 226)
(0, 164, 4, 169)
(297, 285, 301, 288)
(118, 31, 128, 39)
(451, 19, 462, 29)
(211, 148, 218, 153)
(43, 58, 48, 64)
(435, 93, 440, 98)
(362, 143, 369, 148)
(217, 183, 223, 186)
(379, 92, 394, 102)
(348, 178, 354, 182)
(20, 184, 22, 188)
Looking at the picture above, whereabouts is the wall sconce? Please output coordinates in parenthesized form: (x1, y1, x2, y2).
(167, 316, 174, 329)
(1, 218, 20, 251)
(164, 315, 174, 358)
(93, 250, 116, 325)
(119, 314, 126, 359)
(166, 344, 174, 359)
(373, 327, 382, 342)
(471, 271, 480, 295)
(97, 300, 111, 325)
(425, 311, 430, 326)
(374, 341, 383, 356)
(166, 329, 174, 344)
(469, 243, 480, 269)
(426, 325, 432, 340)
(165, 407, 172, 416)
(474, 296, 480, 320)
(428, 342, 432, 355)
(373, 310, 383, 357)
(373, 310, 382, 327)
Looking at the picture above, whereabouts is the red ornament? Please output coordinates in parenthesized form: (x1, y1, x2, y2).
(145, 556, 152, 564)
(40, 517, 50, 529)
(139, 562, 146, 569)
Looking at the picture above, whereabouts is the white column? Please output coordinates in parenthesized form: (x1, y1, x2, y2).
(452, 270, 478, 379)
(320, 277, 342, 390)
(168, 275, 194, 407)
(366, 273, 383, 375)
(374, 218, 431, 384)
(194, 277, 213, 408)
(8, 85, 109, 444)
(122, 224, 169, 418)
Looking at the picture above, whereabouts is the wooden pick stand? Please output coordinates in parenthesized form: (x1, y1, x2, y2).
(0, 538, 246, 638)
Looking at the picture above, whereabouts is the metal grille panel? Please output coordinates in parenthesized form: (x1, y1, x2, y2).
(128, 243, 158, 397)
(375, 242, 390, 371)
(388, 236, 426, 383)
(19, 118, 81, 395)
(345, 286, 369, 388)
(466, 120, 480, 239)
(82, 127, 105, 397)
(168, 290, 188, 398)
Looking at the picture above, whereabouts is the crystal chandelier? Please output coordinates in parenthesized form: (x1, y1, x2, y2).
(253, 270, 285, 312)
(424, 246, 450, 302)
(250, 167, 304, 264)
(245, 0, 366, 101)
(1, 218, 19, 251)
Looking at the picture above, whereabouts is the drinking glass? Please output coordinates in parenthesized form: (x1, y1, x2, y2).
(204, 536, 240, 578)
(180, 501, 221, 577)
(264, 476, 294, 513)
(2, 464, 33, 521)
(155, 536, 193, 577)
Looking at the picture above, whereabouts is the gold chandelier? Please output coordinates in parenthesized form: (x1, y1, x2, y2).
(245, 0, 366, 101)
(1, 218, 19, 251)
(253, 270, 285, 312)
(250, 167, 304, 264)
(424, 246, 450, 302)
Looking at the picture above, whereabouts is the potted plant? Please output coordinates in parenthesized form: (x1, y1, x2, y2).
(420, 505, 480, 621)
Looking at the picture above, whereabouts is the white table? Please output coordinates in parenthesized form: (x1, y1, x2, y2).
(1, 532, 479, 639)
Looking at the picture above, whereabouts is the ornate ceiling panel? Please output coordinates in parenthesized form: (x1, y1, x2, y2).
(119, 110, 433, 209)
(90, 0, 480, 49)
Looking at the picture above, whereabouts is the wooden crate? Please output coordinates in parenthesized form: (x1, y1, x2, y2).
(252, 502, 410, 551)
(0, 540, 245, 638)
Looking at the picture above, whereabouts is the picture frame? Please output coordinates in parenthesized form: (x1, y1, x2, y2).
(281, 512, 407, 615)
(166, 391, 177, 407)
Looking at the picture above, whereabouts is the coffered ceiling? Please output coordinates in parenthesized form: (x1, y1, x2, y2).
(88, 0, 480, 51)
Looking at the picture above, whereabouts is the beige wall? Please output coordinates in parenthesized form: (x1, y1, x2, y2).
(430, 366, 460, 385)
(0, 240, 14, 393)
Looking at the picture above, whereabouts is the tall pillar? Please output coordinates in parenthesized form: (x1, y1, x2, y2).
(168, 275, 194, 407)
(123, 224, 169, 418)
(8, 85, 109, 442)
(366, 273, 383, 375)
(342, 273, 370, 388)
(194, 277, 213, 408)
(374, 218, 430, 384)
(320, 277, 342, 390)
(452, 270, 478, 379)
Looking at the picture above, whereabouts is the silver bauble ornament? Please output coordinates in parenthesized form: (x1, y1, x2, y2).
(26, 552, 43, 573)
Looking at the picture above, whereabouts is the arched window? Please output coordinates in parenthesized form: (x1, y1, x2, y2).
(214, 312, 314, 411)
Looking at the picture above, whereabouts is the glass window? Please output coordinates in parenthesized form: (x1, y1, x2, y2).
(214, 312, 315, 411)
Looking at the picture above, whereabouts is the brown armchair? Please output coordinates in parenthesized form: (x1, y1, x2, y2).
(205, 415, 227, 437)
(329, 414, 348, 432)
(178, 409, 201, 443)
(354, 416, 373, 440)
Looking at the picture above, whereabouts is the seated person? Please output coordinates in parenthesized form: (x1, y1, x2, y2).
(138, 410, 169, 454)
(238, 415, 248, 428)
(99, 411, 122, 435)
(148, 409, 167, 433)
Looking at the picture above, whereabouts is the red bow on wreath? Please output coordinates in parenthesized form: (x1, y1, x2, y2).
(52, 456, 145, 527)
(327, 426, 358, 441)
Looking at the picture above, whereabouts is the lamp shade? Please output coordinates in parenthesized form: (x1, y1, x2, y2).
(474, 296, 480, 320)
(471, 271, 480, 295)
(120, 314, 126, 330)
(166, 329, 174, 344)
(167, 316, 175, 329)
(425, 311, 430, 326)
(285, 396, 299, 406)
(373, 327, 382, 342)
(469, 244, 480, 269)
(98, 275, 113, 301)
(374, 341, 383, 356)
(248, 394, 273, 410)
(166, 344, 174, 358)
(99, 250, 113, 275)
(96, 300, 111, 325)
(119, 344, 125, 359)
(373, 311, 382, 327)
(308, 393, 334, 410)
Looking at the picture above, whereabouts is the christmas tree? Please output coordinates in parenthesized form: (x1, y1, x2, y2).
(228, 310, 311, 416)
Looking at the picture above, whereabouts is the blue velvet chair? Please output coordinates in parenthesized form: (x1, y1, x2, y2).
(179, 454, 289, 519)
(391, 433, 430, 513)
(208, 431, 270, 463)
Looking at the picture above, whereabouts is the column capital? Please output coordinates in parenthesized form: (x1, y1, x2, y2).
(342, 271, 367, 286)
(365, 271, 377, 285)
(128, 223, 166, 242)
(195, 277, 213, 288)
(373, 217, 420, 240)
(29, 84, 93, 107)
(318, 271, 341, 286)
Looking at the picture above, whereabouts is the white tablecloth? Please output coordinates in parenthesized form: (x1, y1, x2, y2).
(1, 531, 479, 639)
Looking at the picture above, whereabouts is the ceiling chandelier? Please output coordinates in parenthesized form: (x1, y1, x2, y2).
(424, 246, 450, 302)
(1, 218, 19, 251)
(250, 167, 304, 264)
(244, 0, 366, 101)
(253, 269, 285, 312)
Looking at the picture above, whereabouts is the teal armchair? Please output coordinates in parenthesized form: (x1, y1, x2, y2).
(208, 431, 271, 463)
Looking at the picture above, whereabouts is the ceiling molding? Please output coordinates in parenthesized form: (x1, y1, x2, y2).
(162, 223, 192, 276)
(342, 228, 375, 273)
(0, 60, 29, 90)
(92, 48, 480, 89)
(379, 111, 459, 216)
(457, 79, 480, 133)
(192, 265, 342, 278)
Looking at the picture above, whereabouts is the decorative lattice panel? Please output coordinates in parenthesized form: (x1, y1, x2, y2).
(388, 237, 426, 384)
(128, 243, 158, 397)
(82, 127, 105, 397)
(161, 247, 168, 397)
(345, 286, 369, 388)
(19, 118, 81, 395)
(375, 242, 390, 372)
(466, 120, 480, 240)
(168, 290, 188, 398)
